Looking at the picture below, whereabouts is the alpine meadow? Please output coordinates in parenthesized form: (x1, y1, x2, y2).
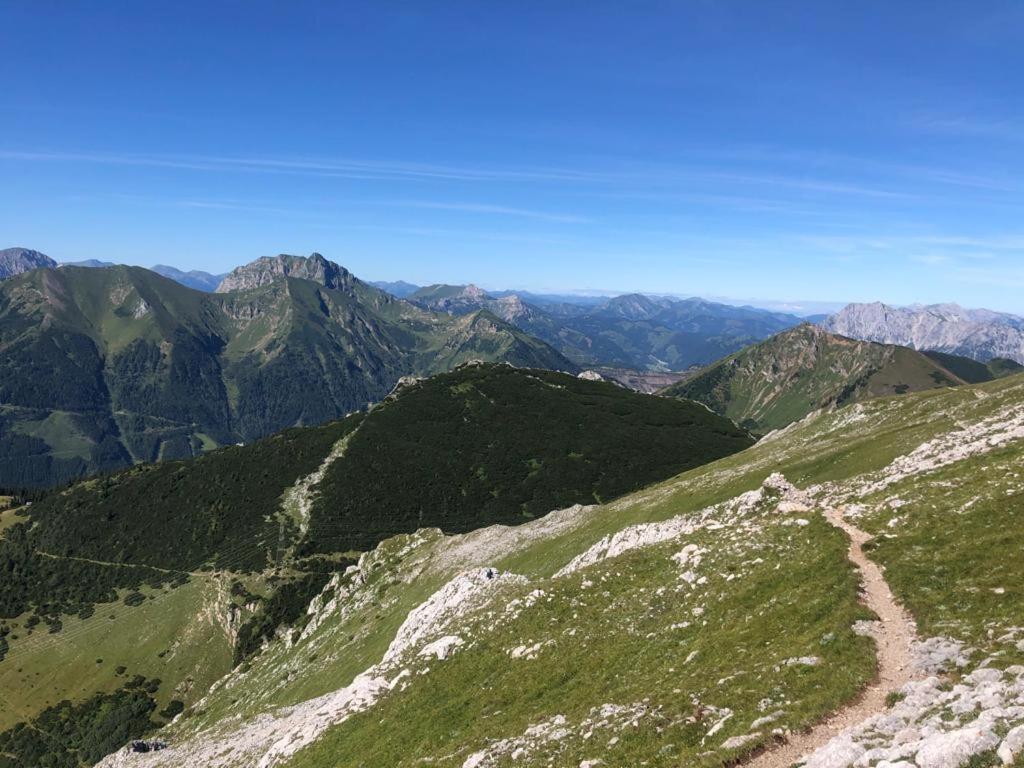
(2, 4, 1024, 768)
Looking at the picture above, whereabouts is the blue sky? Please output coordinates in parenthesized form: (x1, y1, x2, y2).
(2, 2, 1023, 313)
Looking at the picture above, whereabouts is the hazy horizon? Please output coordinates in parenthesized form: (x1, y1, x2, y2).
(3, 2, 1023, 313)
(11, 247, 1015, 318)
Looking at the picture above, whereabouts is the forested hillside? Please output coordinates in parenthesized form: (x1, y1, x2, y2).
(303, 364, 753, 552)
(0, 364, 751, 763)
(921, 350, 1023, 383)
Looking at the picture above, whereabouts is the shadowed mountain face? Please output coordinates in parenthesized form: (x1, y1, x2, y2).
(921, 350, 1023, 383)
(0, 256, 574, 487)
(662, 324, 968, 433)
(409, 285, 802, 371)
(824, 302, 1024, 364)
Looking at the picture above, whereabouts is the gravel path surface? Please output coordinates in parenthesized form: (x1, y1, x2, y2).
(744, 506, 920, 768)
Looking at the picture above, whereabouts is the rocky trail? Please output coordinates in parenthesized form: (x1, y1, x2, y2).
(745, 506, 920, 768)
(33, 550, 198, 575)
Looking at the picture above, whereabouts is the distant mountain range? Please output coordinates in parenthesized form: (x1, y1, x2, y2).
(0, 254, 572, 487)
(60, 260, 228, 292)
(151, 264, 227, 291)
(8, 252, 1023, 368)
(407, 283, 803, 370)
(61, 258, 118, 268)
(661, 324, 982, 433)
(823, 302, 1024, 364)
(369, 279, 421, 298)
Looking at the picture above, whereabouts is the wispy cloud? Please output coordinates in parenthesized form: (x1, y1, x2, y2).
(0, 149, 605, 184)
(664, 146, 1023, 194)
(907, 235, 1024, 251)
(339, 222, 579, 246)
(913, 114, 1024, 142)
(790, 233, 1022, 282)
(84, 191, 590, 226)
(75, 193, 343, 221)
(0, 147, 954, 202)
(590, 190, 889, 218)
(173, 199, 328, 218)
(797, 233, 1024, 255)
(378, 200, 590, 223)
(697, 171, 911, 199)
(951, 264, 1024, 289)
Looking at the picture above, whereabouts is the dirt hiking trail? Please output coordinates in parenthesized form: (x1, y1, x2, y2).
(745, 506, 920, 768)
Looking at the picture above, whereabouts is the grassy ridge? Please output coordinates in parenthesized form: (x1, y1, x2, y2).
(290, 515, 873, 768)
(0, 417, 359, 625)
(856, 442, 1024, 666)
(286, 375, 1024, 768)
(0, 577, 233, 731)
(663, 324, 964, 432)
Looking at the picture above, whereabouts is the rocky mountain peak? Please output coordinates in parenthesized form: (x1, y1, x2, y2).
(489, 294, 532, 322)
(0, 247, 58, 279)
(792, 321, 837, 343)
(754, 324, 853, 366)
(215, 252, 356, 293)
(824, 302, 1024, 363)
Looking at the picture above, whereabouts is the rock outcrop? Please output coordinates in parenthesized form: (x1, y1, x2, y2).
(216, 253, 357, 293)
(824, 302, 1024, 364)
(0, 247, 57, 278)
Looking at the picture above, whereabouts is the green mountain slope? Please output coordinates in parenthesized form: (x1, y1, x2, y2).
(75, 363, 1024, 768)
(0, 265, 231, 487)
(0, 364, 750, 750)
(0, 256, 575, 487)
(662, 324, 965, 433)
(922, 349, 1024, 383)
